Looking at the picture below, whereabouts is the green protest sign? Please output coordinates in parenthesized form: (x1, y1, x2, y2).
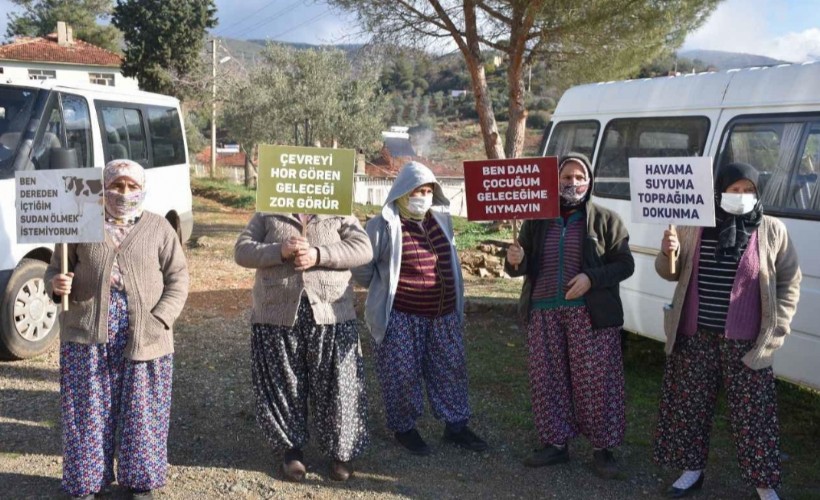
(256, 145, 355, 216)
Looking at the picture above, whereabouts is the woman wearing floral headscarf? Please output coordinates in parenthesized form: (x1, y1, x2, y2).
(653, 162, 801, 500)
(505, 153, 634, 478)
(46, 159, 189, 500)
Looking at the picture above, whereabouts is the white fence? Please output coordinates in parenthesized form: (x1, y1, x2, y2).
(191, 163, 246, 184)
(353, 175, 467, 217)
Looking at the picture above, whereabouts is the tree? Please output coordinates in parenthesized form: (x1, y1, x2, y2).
(328, 0, 720, 159)
(221, 45, 388, 181)
(5, 0, 120, 52)
(113, 0, 216, 97)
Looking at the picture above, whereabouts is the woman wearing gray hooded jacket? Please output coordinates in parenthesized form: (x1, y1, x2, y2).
(353, 161, 487, 455)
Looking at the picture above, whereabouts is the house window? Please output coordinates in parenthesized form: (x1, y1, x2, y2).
(28, 69, 56, 80)
(89, 72, 115, 86)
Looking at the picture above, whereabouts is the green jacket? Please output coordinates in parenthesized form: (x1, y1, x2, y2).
(506, 203, 634, 329)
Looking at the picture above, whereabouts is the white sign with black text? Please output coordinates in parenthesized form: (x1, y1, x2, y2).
(628, 156, 715, 227)
(15, 168, 105, 244)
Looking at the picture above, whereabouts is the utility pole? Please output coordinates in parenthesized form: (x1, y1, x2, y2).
(210, 39, 218, 178)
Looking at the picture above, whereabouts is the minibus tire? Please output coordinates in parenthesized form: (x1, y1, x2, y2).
(0, 259, 60, 360)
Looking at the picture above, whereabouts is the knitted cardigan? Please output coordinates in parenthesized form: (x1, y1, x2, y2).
(655, 215, 801, 369)
(234, 213, 373, 326)
(44, 211, 189, 361)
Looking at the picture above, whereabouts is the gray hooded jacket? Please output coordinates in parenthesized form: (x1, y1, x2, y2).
(352, 161, 465, 344)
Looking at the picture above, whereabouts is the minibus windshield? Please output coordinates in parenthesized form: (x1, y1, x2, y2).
(0, 87, 37, 171)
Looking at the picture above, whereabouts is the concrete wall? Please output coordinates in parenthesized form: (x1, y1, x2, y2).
(0, 61, 139, 90)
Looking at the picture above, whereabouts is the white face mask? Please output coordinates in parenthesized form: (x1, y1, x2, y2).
(720, 193, 757, 215)
(407, 194, 433, 215)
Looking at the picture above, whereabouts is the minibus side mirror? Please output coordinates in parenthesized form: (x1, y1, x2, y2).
(49, 147, 78, 169)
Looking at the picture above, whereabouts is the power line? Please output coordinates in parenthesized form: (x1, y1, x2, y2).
(216, 0, 304, 39)
(213, 0, 281, 35)
(265, 8, 332, 42)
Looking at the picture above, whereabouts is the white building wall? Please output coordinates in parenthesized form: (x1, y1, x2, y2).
(0, 61, 139, 90)
(354, 175, 468, 218)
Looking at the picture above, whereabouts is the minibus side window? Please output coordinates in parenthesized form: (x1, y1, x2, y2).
(100, 105, 148, 167)
(31, 93, 92, 169)
(146, 106, 185, 167)
(594, 116, 709, 199)
(62, 94, 92, 167)
(545, 120, 599, 159)
(717, 118, 820, 218)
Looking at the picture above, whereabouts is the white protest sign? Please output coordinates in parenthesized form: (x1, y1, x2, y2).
(16, 168, 105, 244)
(629, 157, 715, 227)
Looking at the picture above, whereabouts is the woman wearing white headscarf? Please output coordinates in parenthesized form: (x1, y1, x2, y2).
(46, 159, 189, 500)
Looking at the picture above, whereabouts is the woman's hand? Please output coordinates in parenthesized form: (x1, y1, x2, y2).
(293, 248, 319, 271)
(507, 243, 524, 266)
(565, 273, 591, 300)
(281, 236, 309, 260)
(661, 228, 679, 257)
(51, 272, 74, 296)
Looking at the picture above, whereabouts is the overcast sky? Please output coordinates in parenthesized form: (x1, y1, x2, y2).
(0, 0, 818, 62)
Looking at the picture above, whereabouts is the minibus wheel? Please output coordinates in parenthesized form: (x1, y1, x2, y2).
(0, 259, 60, 360)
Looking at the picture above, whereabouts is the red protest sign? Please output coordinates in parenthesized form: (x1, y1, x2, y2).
(463, 156, 559, 221)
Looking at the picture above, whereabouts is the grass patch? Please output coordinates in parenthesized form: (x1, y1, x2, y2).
(191, 177, 255, 210)
(462, 317, 820, 495)
(452, 217, 512, 250)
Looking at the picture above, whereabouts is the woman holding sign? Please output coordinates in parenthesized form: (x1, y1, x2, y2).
(653, 162, 801, 500)
(46, 159, 189, 500)
(505, 153, 634, 479)
(234, 208, 372, 482)
(353, 161, 488, 456)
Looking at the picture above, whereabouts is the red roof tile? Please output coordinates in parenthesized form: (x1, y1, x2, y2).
(196, 147, 247, 168)
(367, 145, 463, 178)
(0, 34, 122, 67)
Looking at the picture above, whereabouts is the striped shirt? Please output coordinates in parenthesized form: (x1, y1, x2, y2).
(697, 227, 745, 332)
(392, 214, 456, 317)
(531, 211, 586, 309)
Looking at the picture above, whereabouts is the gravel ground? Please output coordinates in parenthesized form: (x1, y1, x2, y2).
(1, 197, 811, 499)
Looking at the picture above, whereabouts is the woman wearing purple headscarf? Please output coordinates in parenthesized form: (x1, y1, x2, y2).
(46, 159, 189, 500)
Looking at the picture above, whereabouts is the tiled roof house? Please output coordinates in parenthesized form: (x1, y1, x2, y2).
(0, 22, 138, 89)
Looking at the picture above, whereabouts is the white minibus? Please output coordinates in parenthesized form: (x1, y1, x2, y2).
(542, 61, 820, 390)
(0, 79, 193, 359)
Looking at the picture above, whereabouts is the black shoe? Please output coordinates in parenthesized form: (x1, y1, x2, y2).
(523, 444, 569, 467)
(443, 425, 489, 452)
(128, 490, 153, 500)
(395, 428, 431, 456)
(330, 460, 353, 481)
(592, 448, 618, 479)
(282, 447, 307, 482)
(665, 473, 704, 498)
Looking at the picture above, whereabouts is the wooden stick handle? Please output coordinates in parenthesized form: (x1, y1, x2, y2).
(60, 243, 69, 312)
(668, 224, 677, 275)
(512, 219, 519, 271)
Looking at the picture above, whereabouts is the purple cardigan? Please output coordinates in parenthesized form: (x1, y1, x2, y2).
(677, 229, 762, 340)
